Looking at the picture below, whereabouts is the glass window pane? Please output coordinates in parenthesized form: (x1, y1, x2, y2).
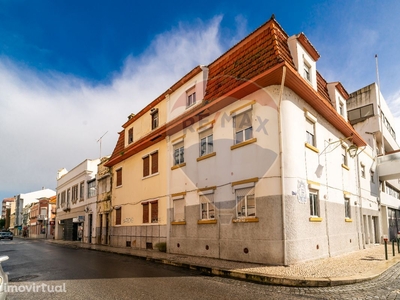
(247, 195, 255, 216)
(208, 135, 213, 153)
(200, 138, 206, 156)
(245, 127, 253, 140)
(236, 131, 243, 144)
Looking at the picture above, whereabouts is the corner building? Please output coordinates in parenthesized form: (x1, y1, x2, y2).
(107, 16, 396, 265)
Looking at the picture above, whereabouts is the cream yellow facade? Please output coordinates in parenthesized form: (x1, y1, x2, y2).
(109, 98, 168, 249)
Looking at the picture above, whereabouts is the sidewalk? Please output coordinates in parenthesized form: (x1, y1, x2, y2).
(39, 238, 400, 287)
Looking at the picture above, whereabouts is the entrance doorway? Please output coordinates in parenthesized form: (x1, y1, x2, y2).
(88, 214, 93, 244)
(99, 214, 103, 244)
(105, 213, 109, 245)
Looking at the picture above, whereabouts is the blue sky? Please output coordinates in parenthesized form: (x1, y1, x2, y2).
(1, 0, 400, 201)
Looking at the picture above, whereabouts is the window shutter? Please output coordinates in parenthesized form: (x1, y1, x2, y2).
(142, 203, 149, 223)
(199, 128, 212, 140)
(305, 118, 314, 134)
(235, 110, 252, 131)
(143, 156, 150, 177)
(151, 152, 158, 174)
(115, 208, 121, 225)
(151, 201, 158, 223)
(174, 198, 185, 221)
(116, 169, 122, 186)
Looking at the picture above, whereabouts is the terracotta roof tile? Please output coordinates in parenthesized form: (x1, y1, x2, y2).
(107, 131, 125, 166)
(316, 71, 331, 102)
(205, 18, 295, 102)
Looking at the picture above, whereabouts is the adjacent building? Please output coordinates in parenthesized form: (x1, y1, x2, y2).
(348, 83, 400, 242)
(13, 188, 55, 235)
(55, 159, 100, 242)
(96, 156, 112, 245)
(2, 197, 14, 230)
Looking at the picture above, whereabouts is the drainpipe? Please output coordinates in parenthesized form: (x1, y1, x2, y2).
(355, 153, 364, 249)
(278, 66, 287, 265)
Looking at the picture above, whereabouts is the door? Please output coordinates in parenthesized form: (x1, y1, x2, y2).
(105, 213, 109, 245)
(99, 214, 103, 244)
(88, 214, 93, 244)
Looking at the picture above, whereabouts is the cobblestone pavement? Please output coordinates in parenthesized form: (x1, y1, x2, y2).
(204, 263, 400, 299)
(34, 238, 400, 298)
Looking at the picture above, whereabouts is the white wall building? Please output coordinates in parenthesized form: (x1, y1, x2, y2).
(55, 158, 100, 242)
(348, 83, 400, 241)
(14, 188, 55, 235)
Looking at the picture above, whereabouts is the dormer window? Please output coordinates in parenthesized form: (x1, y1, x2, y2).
(186, 88, 196, 108)
(151, 108, 159, 130)
(304, 61, 311, 82)
(128, 128, 133, 144)
(339, 101, 344, 116)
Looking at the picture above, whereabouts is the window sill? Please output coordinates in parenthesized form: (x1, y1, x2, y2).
(116, 185, 122, 189)
(197, 152, 216, 162)
(142, 172, 159, 180)
(197, 219, 217, 224)
(305, 143, 319, 153)
(341, 164, 350, 171)
(231, 138, 257, 150)
(232, 217, 259, 223)
(309, 217, 323, 222)
(171, 221, 186, 225)
(171, 163, 186, 170)
(345, 218, 353, 222)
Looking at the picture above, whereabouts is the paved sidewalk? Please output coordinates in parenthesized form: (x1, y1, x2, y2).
(38, 238, 400, 287)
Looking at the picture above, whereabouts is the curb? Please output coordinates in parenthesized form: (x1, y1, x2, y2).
(40, 239, 397, 287)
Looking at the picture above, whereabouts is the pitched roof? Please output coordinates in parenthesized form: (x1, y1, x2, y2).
(108, 130, 125, 164)
(205, 17, 295, 102)
(106, 16, 366, 167)
(316, 71, 331, 102)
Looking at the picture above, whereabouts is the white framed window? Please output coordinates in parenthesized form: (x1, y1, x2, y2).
(233, 110, 253, 144)
(173, 142, 184, 165)
(79, 181, 84, 201)
(235, 187, 255, 218)
(341, 146, 348, 166)
(128, 128, 134, 144)
(200, 194, 215, 220)
(143, 151, 159, 177)
(305, 118, 316, 146)
(370, 170, 375, 183)
(151, 109, 159, 130)
(303, 61, 311, 82)
(344, 197, 351, 219)
(338, 99, 344, 117)
(199, 128, 213, 157)
(309, 191, 319, 217)
(87, 180, 96, 198)
(71, 185, 78, 204)
(361, 164, 365, 178)
(173, 198, 185, 221)
(186, 88, 196, 107)
(61, 191, 66, 206)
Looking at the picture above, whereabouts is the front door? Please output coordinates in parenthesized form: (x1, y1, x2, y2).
(105, 213, 109, 245)
(88, 214, 92, 244)
(99, 214, 103, 244)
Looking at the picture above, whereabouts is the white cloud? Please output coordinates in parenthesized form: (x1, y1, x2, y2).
(0, 16, 231, 198)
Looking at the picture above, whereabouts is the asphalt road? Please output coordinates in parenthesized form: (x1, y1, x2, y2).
(1, 238, 400, 299)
